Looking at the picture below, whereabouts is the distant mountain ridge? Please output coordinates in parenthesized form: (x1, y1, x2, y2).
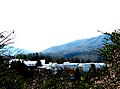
(0, 46, 33, 56)
(42, 35, 109, 61)
(42, 35, 107, 53)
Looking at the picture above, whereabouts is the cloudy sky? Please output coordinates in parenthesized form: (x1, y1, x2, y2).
(0, 0, 120, 52)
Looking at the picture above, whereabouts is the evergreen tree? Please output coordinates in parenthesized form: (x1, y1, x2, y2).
(97, 29, 120, 89)
(88, 64, 96, 80)
(36, 60, 42, 66)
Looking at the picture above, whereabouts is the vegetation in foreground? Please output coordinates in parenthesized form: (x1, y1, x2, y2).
(0, 30, 120, 89)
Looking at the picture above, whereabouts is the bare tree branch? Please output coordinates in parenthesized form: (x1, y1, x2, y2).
(0, 30, 14, 43)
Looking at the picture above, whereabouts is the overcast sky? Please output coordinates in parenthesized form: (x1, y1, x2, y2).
(0, 0, 120, 52)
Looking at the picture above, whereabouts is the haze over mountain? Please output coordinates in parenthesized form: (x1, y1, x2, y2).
(0, 46, 33, 56)
(42, 34, 109, 61)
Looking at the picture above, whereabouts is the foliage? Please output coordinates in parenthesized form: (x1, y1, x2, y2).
(0, 31, 33, 89)
(0, 60, 27, 89)
(97, 29, 120, 89)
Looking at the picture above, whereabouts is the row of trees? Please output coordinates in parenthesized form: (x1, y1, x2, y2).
(15, 52, 95, 64)
(15, 52, 44, 60)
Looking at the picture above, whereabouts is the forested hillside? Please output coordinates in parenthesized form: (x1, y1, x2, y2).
(42, 35, 110, 62)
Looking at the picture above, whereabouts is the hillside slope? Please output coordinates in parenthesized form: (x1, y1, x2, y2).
(0, 46, 33, 56)
(42, 35, 109, 61)
(42, 35, 107, 53)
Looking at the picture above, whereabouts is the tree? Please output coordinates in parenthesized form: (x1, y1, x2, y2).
(88, 64, 96, 80)
(0, 30, 28, 89)
(97, 29, 120, 89)
(36, 60, 42, 66)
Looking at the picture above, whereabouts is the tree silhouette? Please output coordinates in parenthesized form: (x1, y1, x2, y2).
(36, 60, 42, 67)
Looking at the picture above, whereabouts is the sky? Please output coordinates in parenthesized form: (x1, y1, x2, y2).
(0, 0, 120, 52)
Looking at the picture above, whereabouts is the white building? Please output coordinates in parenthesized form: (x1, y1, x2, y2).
(9, 59, 23, 64)
(24, 61, 37, 66)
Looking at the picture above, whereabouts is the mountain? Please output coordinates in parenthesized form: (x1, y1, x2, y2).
(42, 35, 109, 61)
(42, 35, 108, 53)
(0, 46, 33, 56)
